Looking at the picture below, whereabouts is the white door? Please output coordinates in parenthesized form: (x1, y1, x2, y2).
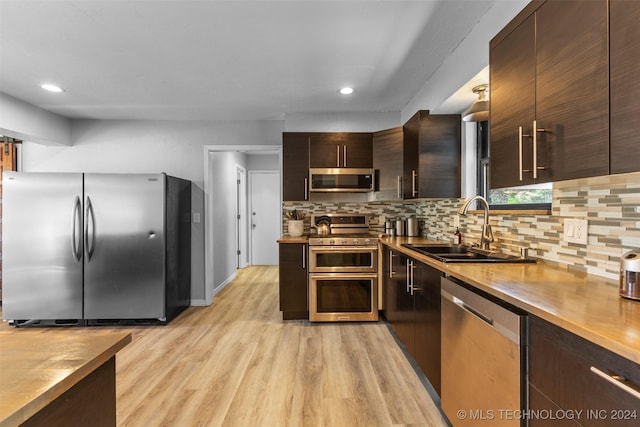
(249, 171, 280, 265)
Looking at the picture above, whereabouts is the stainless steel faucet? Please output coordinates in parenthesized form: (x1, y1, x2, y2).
(458, 196, 494, 251)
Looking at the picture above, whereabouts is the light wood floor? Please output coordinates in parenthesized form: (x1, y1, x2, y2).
(1, 266, 449, 426)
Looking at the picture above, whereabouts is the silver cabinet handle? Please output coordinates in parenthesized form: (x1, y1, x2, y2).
(590, 366, 640, 400)
(302, 245, 306, 270)
(397, 176, 403, 199)
(336, 145, 340, 167)
(84, 196, 96, 262)
(389, 251, 396, 278)
(411, 170, 418, 197)
(304, 177, 308, 200)
(409, 260, 417, 295)
(533, 120, 538, 179)
(518, 126, 524, 181)
(406, 259, 411, 292)
(343, 145, 347, 167)
(71, 196, 82, 262)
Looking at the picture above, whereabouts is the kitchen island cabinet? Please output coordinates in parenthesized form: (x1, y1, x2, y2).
(0, 332, 131, 427)
(490, 0, 609, 188)
(278, 240, 308, 320)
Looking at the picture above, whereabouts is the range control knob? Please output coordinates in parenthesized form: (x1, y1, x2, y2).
(341, 239, 348, 245)
(364, 239, 371, 245)
(353, 239, 359, 245)
(329, 239, 335, 245)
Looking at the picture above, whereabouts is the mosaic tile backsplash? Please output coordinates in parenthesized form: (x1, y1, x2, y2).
(283, 171, 640, 280)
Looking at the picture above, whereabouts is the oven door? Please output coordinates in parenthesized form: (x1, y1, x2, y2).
(308, 246, 378, 273)
(309, 273, 379, 322)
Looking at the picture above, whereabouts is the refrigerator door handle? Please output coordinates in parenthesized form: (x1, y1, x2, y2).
(71, 196, 82, 262)
(85, 196, 96, 262)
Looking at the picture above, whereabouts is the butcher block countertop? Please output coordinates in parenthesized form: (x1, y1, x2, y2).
(277, 234, 309, 244)
(0, 331, 131, 426)
(381, 236, 640, 365)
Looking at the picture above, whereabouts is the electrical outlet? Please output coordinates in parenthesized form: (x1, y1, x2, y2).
(453, 215, 460, 228)
(564, 219, 588, 245)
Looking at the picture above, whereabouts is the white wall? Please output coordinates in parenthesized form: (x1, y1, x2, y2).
(209, 151, 247, 295)
(247, 153, 279, 171)
(0, 92, 71, 145)
(284, 111, 401, 132)
(403, 0, 529, 120)
(20, 119, 283, 302)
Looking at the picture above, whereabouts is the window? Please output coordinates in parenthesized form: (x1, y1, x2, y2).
(476, 121, 552, 210)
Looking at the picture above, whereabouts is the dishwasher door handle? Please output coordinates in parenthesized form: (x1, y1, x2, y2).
(442, 289, 494, 326)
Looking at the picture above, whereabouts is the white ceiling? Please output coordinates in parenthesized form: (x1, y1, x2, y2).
(0, 0, 498, 121)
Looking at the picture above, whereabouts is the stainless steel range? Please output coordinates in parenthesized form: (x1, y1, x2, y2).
(308, 214, 379, 322)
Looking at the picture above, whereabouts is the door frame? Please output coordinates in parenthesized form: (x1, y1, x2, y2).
(203, 145, 281, 306)
(236, 165, 248, 269)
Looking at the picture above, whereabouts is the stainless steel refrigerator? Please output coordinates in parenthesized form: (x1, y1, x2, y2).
(2, 172, 191, 326)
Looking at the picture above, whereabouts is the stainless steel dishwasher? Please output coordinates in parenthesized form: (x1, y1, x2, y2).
(440, 277, 527, 427)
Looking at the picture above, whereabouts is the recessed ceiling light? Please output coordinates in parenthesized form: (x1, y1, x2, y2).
(339, 87, 354, 95)
(41, 83, 64, 93)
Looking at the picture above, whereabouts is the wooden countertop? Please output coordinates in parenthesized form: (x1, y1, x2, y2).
(0, 331, 131, 426)
(278, 235, 309, 244)
(381, 236, 640, 365)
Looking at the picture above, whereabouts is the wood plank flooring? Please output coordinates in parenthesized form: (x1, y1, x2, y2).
(1, 266, 448, 426)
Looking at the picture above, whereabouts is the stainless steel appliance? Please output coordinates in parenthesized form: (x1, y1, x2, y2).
(2, 172, 191, 326)
(620, 249, 640, 300)
(440, 277, 527, 427)
(308, 214, 378, 322)
(309, 168, 374, 192)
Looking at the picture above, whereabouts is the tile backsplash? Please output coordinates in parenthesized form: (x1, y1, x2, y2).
(283, 171, 640, 280)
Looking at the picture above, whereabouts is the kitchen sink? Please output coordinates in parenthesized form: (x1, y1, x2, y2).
(402, 244, 536, 264)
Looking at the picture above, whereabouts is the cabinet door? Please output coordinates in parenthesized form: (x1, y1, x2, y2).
(610, 0, 640, 174)
(278, 243, 308, 319)
(394, 254, 415, 355)
(382, 246, 400, 321)
(490, 12, 536, 189)
(535, 0, 609, 182)
(309, 133, 373, 168)
(413, 261, 442, 395)
(342, 133, 373, 168)
(529, 316, 640, 427)
(282, 133, 309, 201)
(418, 114, 461, 198)
(309, 134, 341, 168)
(402, 112, 422, 198)
(372, 127, 403, 201)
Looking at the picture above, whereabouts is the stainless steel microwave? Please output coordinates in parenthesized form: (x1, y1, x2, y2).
(309, 168, 374, 192)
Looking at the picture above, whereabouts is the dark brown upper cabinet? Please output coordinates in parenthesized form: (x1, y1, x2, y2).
(610, 0, 640, 175)
(403, 111, 461, 199)
(372, 127, 404, 201)
(282, 133, 310, 201)
(490, 0, 609, 189)
(308, 133, 373, 169)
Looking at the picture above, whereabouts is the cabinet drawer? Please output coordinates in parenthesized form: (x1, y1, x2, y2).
(529, 316, 640, 426)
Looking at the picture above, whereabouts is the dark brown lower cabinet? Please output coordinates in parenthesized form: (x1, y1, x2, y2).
(383, 249, 441, 395)
(278, 243, 308, 320)
(529, 316, 640, 427)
